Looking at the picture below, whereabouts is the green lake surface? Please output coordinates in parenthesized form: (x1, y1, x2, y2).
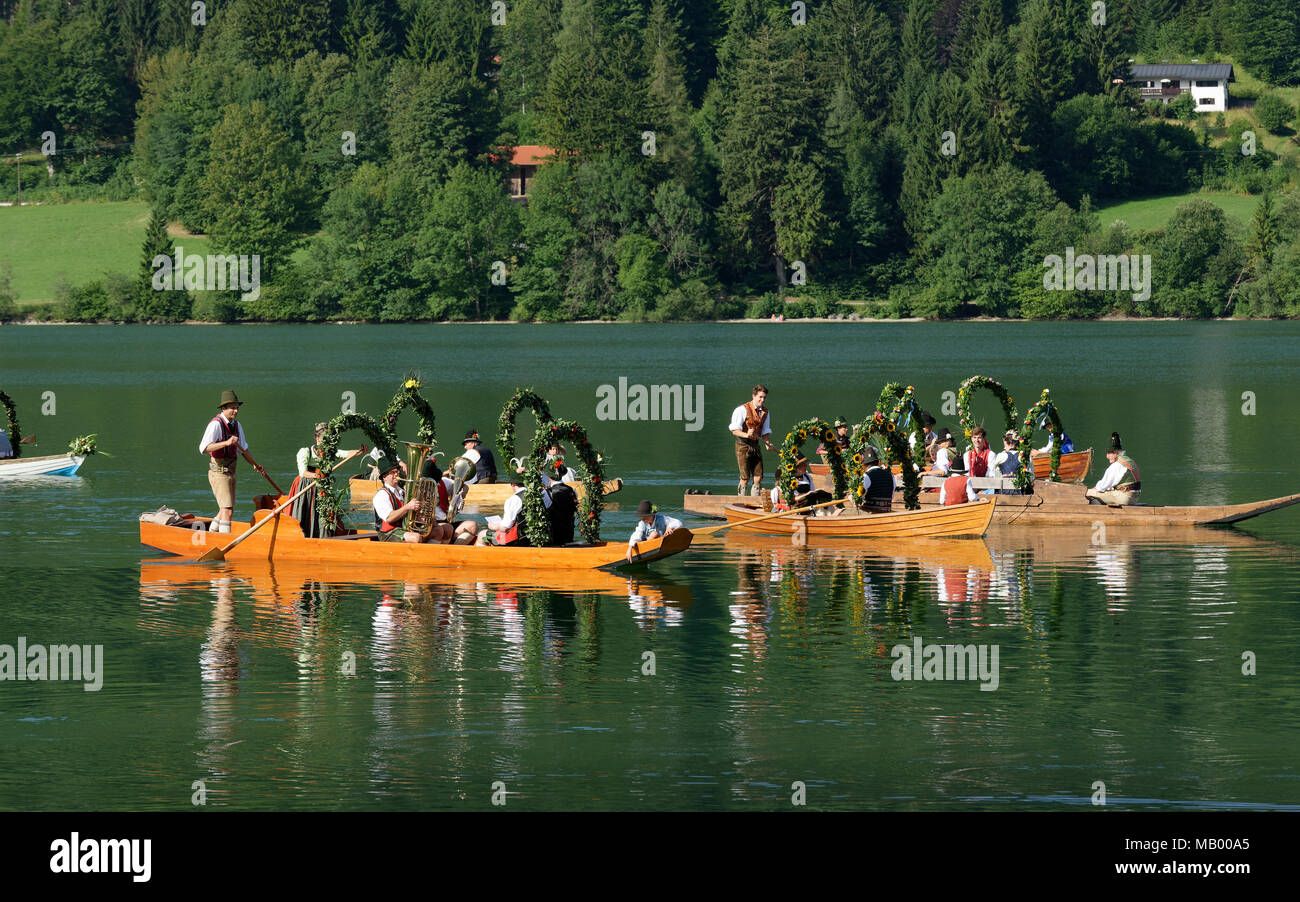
(0, 322, 1297, 810)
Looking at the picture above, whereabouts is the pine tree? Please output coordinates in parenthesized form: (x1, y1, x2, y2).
(1245, 192, 1279, 265)
(138, 206, 191, 321)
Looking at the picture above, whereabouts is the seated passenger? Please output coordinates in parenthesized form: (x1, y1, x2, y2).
(372, 455, 428, 544)
(939, 453, 977, 505)
(860, 446, 893, 514)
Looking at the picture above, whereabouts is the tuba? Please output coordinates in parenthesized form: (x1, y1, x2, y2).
(445, 454, 477, 523)
(402, 441, 440, 539)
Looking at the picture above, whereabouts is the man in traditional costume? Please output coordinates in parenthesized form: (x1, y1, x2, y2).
(729, 385, 775, 496)
(1087, 432, 1141, 505)
(198, 391, 267, 534)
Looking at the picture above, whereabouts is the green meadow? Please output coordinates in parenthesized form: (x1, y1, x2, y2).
(0, 202, 211, 304)
(1094, 192, 1260, 232)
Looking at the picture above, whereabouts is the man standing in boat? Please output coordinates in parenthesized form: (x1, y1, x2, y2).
(729, 385, 775, 497)
(199, 390, 267, 534)
(1086, 432, 1141, 505)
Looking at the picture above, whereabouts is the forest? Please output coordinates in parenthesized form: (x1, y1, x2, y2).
(2, 0, 1300, 323)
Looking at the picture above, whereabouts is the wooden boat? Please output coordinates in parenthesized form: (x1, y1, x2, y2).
(139, 557, 693, 603)
(140, 510, 691, 571)
(0, 452, 85, 478)
(691, 478, 1300, 527)
(810, 448, 1093, 484)
(721, 497, 996, 538)
(347, 476, 623, 507)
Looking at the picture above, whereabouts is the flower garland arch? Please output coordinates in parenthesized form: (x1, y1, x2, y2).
(778, 418, 849, 506)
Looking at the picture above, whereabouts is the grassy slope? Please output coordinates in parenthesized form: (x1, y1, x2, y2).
(0, 202, 211, 304)
(1095, 192, 1259, 231)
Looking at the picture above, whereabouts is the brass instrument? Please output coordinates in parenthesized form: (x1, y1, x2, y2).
(445, 454, 477, 523)
(402, 441, 440, 538)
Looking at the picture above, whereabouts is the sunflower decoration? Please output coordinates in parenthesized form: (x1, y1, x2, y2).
(778, 417, 848, 506)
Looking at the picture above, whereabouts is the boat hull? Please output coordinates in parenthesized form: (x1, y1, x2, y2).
(140, 512, 691, 571)
(0, 453, 85, 478)
(721, 497, 995, 538)
(687, 481, 1300, 527)
(347, 476, 623, 507)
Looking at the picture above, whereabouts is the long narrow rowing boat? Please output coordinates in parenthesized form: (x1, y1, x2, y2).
(810, 448, 1093, 484)
(347, 476, 624, 507)
(0, 453, 86, 478)
(685, 480, 1300, 527)
(721, 497, 995, 538)
(141, 511, 691, 571)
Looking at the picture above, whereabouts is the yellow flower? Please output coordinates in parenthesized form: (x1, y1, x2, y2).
(404, 379, 419, 389)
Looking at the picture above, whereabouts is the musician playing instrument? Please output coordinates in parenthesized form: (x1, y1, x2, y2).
(372, 455, 428, 543)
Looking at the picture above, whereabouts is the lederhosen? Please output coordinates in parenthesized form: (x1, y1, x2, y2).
(735, 402, 768, 480)
(861, 466, 893, 513)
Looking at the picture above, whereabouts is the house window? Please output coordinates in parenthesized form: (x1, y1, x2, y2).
(1199, 97, 1214, 105)
(1195, 80, 1218, 88)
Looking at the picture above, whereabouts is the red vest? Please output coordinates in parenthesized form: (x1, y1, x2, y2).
(208, 416, 239, 460)
(377, 487, 403, 533)
(967, 448, 990, 478)
(943, 475, 971, 505)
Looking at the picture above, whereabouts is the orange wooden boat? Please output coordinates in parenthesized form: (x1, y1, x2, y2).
(140, 511, 691, 571)
(810, 448, 1092, 484)
(347, 476, 623, 507)
(721, 497, 995, 538)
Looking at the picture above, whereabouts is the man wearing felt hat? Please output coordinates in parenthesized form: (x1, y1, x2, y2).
(198, 390, 267, 534)
(929, 427, 959, 475)
(372, 454, 428, 543)
(626, 499, 682, 562)
(460, 429, 498, 484)
(816, 416, 852, 460)
(859, 445, 894, 513)
(1087, 432, 1141, 505)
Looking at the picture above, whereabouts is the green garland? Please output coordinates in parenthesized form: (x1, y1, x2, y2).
(497, 387, 554, 461)
(314, 377, 437, 533)
(778, 418, 848, 506)
(68, 434, 108, 457)
(1, 391, 21, 460)
(876, 382, 928, 465)
(847, 410, 921, 510)
(522, 418, 606, 546)
(314, 413, 399, 533)
(956, 374, 1028, 489)
(1020, 388, 1065, 482)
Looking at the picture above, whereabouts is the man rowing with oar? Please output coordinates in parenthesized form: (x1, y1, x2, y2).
(199, 390, 267, 534)
(627, 500, 681, 563)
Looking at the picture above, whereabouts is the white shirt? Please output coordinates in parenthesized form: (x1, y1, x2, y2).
(729, 404, 771, 437)
(199, 415, 247, 454)
(931, 446, 956, 474)
(500, 488, 524, 527)
(940, 476, 979, 505)
(629, 513, 682, 547)
(1094, 460, 1130, 492)
(373, 482, 406, 523)
(0, 429, 13, 459)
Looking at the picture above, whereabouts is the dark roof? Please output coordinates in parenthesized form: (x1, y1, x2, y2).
(1129, 63, 1233, 81)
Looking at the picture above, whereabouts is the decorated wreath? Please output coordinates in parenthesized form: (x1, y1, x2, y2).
(876, 382, 928, 465)
(847, 410, 921, 510)
(1019, 388, 1065, 482)
(956, 374, 1029, 489)
(1, 390, 21, 460)
(523, 418, 606, 546)
(497, 387, 554, 460)
(68, 434, 108, 457)
(778, 418, 848, 507)
(313, 377, 436, 533)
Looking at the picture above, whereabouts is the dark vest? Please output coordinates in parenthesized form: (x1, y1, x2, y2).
(862, 466, 893, 513)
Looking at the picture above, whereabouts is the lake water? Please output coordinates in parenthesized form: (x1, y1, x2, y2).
(1, 322, 1298, 810)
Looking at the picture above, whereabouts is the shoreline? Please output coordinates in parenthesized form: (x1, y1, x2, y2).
(0, 314, 1264, 326)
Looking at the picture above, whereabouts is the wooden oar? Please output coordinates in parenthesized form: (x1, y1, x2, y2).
(197, 449, 363, 562)
(258, 467, 284, 495)
(691, 496, 850, 537)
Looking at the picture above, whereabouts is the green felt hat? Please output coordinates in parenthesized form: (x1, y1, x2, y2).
(217, 390, 243, 409)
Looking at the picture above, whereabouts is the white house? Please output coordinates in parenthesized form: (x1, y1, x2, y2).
(1128, 63, 1233, 112)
